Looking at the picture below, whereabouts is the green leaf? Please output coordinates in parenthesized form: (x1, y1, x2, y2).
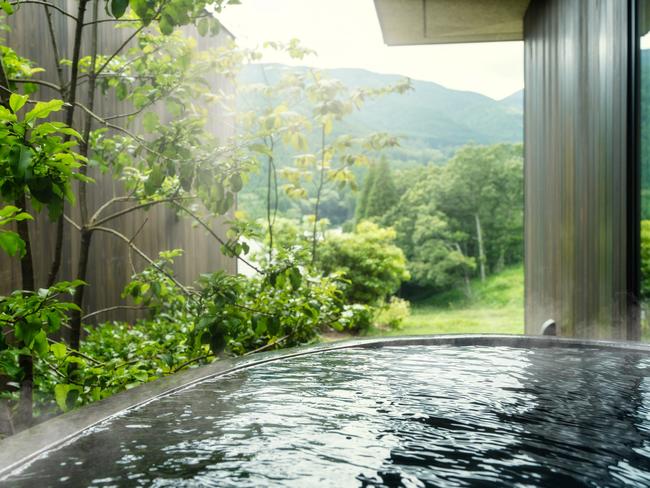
(0, 356, 21, 377)
(0, 2, 14, 14)
(24, 99, 64, 123)
(0, 106, 17, 122)
(54, 384, 79, 412)
(143, 112, 159, 133)
(32, 330, 49, 356)
(144, 166, 164, 195)
(0, 230, 26, 257)
(110, 0, 129, 18)
(14, 320, 41, 346)
(57, 126, 83, 139)
(9, 145, 32, 181)
(0, 206, 32, 234)
(267, 316, 280, 336)
(288, 267, 302, 290)
(46, 310, 62, 331)
(9, 93, 28, 113)
(159, 14, 174, 35)
(209, 17, 221, 36)
(254, 315, 268, 335)
(50, 342, 67, 360)
(130, 369, 148, 382)
(116, 81, 128, 101)
(197, 18, 208, 37)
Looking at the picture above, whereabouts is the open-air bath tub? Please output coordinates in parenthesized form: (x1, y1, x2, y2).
(2, 335, 650, 487)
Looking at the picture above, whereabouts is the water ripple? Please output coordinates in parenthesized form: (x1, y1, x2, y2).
(4, 345, 650, 487)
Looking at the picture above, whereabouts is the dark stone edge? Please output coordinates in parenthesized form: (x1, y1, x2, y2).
(1, 333, 649, 477)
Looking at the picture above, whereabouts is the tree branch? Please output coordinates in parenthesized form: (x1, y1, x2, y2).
(92, 225, 192, 296)
(9, 1, 77, 21)
(73, 100, 170, 160)
(81, 305, 150, 321)
(8, 78, 62, 93)
(89, 196, 135, 223)
(172, 201, 264, 275)
(95, 25, 145, 78)
(49, 0, 89, 290)
(171, 353, 215, 373)
(63, 214, 82, 231)
(83, 17, 140, 26)
(91, 197, 193, 228)
(243, 334, 290, 356)
(46, 338, 102, 365)
(42, 0, 66, 93)
(103, 92, 168, 121)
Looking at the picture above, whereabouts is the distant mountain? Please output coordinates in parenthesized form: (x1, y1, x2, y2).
(499, 90, 524, 114)
(238, 64, 523, 155)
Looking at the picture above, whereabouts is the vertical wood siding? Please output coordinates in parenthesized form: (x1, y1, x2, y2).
(0, 2, 236, 323)
(524, 0, 637, 338)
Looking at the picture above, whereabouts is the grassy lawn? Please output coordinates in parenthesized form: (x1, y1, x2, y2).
(370, 265, 524, 337)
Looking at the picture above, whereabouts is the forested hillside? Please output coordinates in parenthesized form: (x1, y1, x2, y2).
(237, 63, 524, 223)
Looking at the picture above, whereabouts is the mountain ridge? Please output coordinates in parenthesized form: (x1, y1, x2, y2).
(238, 63, 523, 159)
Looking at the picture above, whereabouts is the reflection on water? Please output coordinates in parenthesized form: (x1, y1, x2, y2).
(4, 345, 650, 487)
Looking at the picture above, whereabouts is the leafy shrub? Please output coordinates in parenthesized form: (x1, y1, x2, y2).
(374, 296, 411, 330)
(0, 281, 85, 417)
(336, 303, 374, 334)
(0, 247, 354, 419)
(316, 221, 410, 305)
(196, 266, 344, 355)
(642, 220, 650, 301)
(121, 248, 347, 357)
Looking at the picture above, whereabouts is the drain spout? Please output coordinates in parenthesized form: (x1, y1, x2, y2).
(541, 319, 557, 336)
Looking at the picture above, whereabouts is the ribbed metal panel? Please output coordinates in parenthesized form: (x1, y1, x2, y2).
(524, 0, 637, 339)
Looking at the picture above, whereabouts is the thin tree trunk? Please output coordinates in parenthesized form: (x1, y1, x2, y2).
(454, 242, 472, 298)
(474, 213, 486, 282)
(46, 217, 64, 287)
(1, 59, 35, 430)
(69, 0, 96, 350)
(47, 0, 90, 286)
(15, 195, 35, 293)
(15, 194, 35, 430)
(311, 124, 326, 265)
(495, 249, 505, 273)
(70, 229, 92, 351)
(266, 154, 273, 262)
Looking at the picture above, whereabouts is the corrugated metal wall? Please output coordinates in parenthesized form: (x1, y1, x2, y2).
(524, 0, 638, 338)
(0, 2, 237, 323)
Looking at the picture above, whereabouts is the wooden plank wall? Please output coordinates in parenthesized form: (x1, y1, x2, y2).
(0, 2, 237, 323)
(524, 0, 637, 339)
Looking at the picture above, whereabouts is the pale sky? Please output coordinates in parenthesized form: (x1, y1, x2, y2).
(219, 0, 524, 100)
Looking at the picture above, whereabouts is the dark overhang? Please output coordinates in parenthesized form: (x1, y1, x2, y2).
(374, 0, 530, 45)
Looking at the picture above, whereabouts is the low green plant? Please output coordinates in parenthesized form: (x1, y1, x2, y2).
(374, 296, 411, 330)
(316, 221, 410, 305)
(336, 303, 374, 334)
(641, 220, 650, 300)
(0, 246, 354, 419)
(0, 280, 85, 421)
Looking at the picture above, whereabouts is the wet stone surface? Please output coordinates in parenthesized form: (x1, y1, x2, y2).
(4, 345, 650, 487)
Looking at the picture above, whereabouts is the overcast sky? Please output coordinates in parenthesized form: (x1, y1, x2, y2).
(219, 0, 524, 100)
